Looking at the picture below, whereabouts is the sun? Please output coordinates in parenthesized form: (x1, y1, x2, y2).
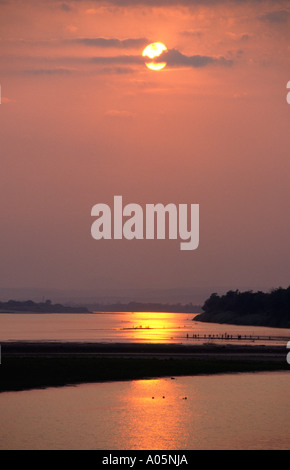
(142, 42, 167, 71)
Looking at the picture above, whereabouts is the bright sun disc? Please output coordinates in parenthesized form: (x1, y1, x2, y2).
(142, 42, 167, 71)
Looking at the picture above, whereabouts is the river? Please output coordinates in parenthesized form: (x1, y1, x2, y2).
(0, 312, 289, 345)
(0, 372, 289, 450)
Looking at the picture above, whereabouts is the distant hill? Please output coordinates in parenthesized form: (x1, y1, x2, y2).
(89, 302, 202, 313)
(0, 299, 202, 314)
(194, 287, 290, 328)
(0, 299, 90, 313)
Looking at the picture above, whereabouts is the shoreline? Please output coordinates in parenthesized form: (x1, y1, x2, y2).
(0, 342, 289, 393)
(2, 340, 288, 354)
(194, 314, 290, 329)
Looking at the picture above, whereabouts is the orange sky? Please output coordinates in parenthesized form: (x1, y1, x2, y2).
(0, 0, 290, 301)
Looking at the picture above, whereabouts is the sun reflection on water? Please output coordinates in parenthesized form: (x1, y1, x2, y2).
(118, 312, 189, 343)
(118, 378, 195, 450)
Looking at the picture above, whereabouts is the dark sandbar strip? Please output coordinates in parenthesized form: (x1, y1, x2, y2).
(0, 342, 289, 392)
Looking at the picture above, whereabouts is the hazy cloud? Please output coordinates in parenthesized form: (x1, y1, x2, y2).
(259, 10, 290, 23)
(90, 55, 143, 65)
(8, 50, 234, 74)
(1, 0, 288, 6)
(180, 29, 204, 38)
(95, 66, 136, 74)
(1, 36, 149, 50)
(52, 0, 290, 6)
(226, 32, 252, 42)
(160, 49, 233, 67)
(88, 49, 233, 68)
(72, 37, 149, 49)
(59, 2, 73, 11)
(23, 67, 74, 75)
(16, 64, 135, 77)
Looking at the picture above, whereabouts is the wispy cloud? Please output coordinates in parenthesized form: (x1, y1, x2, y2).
(23, 67, 74, 75)
(16, 63, 136, 77)
(2, 49, 234, 77)
(59, 2, 73, 11)
(180, 29, 204, 38)
(50, 0, 290, 6)
(1, 36, 149, 50)
(1, 0, 289, 7)
(259, 10, 290, 24)
(226, 32, 252, 42)
(88, 49, 233, 68)
(90, 54, 143, 65)
(71, 37, 149, 49)
(159, 49, 233, 68)
(94, 66, 136, 74)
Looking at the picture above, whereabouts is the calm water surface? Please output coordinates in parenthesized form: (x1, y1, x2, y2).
(0, 372, 289, 450)
(1, 312, 289, 450)
(0, 312, 289, 345)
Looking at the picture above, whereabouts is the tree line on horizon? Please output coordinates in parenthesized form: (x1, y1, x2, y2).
(0, 298, 202, 314)
(0, 299, 90, 313)
(201, 286, 290, 327)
